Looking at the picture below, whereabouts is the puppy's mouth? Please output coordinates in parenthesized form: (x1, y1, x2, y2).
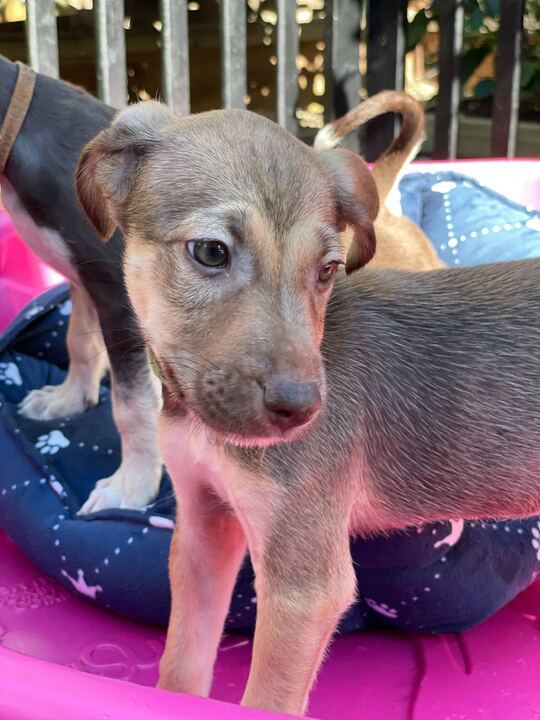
(150, 349, 323, 445)
(217, 411, 320, 447)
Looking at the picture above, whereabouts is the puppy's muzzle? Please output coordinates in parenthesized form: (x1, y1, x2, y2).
(263, 376, 321, 432)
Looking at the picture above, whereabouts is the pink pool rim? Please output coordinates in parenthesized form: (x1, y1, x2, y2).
(1, 159, 540, 720)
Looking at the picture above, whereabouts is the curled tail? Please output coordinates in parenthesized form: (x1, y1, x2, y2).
(314, 91, 425, 205)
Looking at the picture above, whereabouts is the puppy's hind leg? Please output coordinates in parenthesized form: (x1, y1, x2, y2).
(19, 284, 107, 420)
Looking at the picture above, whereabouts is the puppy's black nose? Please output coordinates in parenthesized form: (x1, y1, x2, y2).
(263, 378, 321, 431)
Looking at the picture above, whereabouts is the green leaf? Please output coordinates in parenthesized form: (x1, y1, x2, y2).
(461, 45, 492, 83)
(521, 74, 540, 103)
(483, 0, 500, 17)
(465, 6, 485, 32)
(526, 0, 540, 23)
(464, 0, 480, 14)
(472, 77, 495, 99)
(406, 9, 429, 53)
(521, 59, 539, 89)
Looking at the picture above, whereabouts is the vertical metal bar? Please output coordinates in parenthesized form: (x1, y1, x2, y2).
(95, 0, 127, 109)
(277, 0, 298, 134)
(160, 0, 191, 115)
(25, 0, 59, 79)
(490, 0, 524, 157)
(365, 0, 407, 162)
(220, 0, 247, 109)
(324, 0, 362, 152)
(433, 0, 464, 159)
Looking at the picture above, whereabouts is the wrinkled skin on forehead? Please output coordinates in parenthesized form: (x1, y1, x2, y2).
(126, 110, 337, 237)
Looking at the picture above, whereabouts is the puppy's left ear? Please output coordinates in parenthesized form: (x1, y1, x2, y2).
(318, 148, 379, 273)
(76, 100, 175, 240)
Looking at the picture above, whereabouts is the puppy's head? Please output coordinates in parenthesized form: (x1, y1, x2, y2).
(76, 102, 378, 445)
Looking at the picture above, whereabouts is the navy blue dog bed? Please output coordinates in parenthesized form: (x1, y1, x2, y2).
(1, 171, 540, 633)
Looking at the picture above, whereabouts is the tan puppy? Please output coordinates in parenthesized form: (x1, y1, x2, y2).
(76, 102, 540, 717)
(315, 91, 444, 271)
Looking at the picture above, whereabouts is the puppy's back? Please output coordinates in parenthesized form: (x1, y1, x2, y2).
(243, 260, 540, 533)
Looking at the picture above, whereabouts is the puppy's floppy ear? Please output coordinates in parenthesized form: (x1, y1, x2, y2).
(317, 148, 379, 273)
(75, 100, 175, 240)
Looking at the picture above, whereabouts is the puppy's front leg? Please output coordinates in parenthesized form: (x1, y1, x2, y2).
(159, 505, 246, 696)
(241, 502, 356, 716)
(158, 424, 247, 696)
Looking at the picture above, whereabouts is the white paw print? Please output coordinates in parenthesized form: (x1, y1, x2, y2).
(531, 523, 540, 561)
(366, 598, 398, 619)
(35, 430, 70, 455)
(58, 299, 72, 316)
(0, 362, 22, 386)
(24, 305, 44, 320)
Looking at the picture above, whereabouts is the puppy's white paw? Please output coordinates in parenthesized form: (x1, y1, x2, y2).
(78, 465, 161, 515)
(19, 381, 98, 420)
(78, 484, 124, 514)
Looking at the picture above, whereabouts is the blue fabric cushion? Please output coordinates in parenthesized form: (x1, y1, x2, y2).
(1, 171, 540, 633)
(400, 171, 540, 266)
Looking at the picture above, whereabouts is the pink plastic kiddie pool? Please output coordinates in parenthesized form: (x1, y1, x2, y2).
(1, 160, 540, 720)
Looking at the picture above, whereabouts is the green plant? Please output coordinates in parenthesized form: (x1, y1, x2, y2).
(407, 0, 540, 112)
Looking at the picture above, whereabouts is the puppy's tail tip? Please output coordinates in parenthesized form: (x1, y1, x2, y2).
(313, 124, 341, 151)
(314, 91, 426, 206)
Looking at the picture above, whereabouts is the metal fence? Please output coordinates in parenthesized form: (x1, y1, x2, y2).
(22, 0, 526, 159)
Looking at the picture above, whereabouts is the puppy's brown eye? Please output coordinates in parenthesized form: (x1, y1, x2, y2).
(318, 261, 339, 284)
(188, 240, 229, 268)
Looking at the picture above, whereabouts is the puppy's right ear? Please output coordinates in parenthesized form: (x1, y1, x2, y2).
(75, 100, 175, 240)
(318, 148, 379, 273)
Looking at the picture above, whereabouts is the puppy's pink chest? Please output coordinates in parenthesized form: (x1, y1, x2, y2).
(161, 418, 232, 504)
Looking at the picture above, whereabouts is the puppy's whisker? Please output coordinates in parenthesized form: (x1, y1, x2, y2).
(74, 327, 129, 338)
(75, 258, 119, 267)
(87, 337, 141, 361)
(87, 347, 112, 361)
(159, 350, 222, 372)
(188, 351, 222, 372)
(159, 355, 223, 374)
(163, 359, 216, 374)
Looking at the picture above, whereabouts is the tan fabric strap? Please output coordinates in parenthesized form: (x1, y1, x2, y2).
(0, 61, 36, 173)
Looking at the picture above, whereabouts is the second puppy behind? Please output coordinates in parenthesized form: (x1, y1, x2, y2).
(315, 90, 444, 272)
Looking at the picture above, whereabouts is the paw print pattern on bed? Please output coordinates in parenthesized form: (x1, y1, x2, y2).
(0, 361, 22, 386)
(35, 430, 70, 455)
(58, 299, 72, 316)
